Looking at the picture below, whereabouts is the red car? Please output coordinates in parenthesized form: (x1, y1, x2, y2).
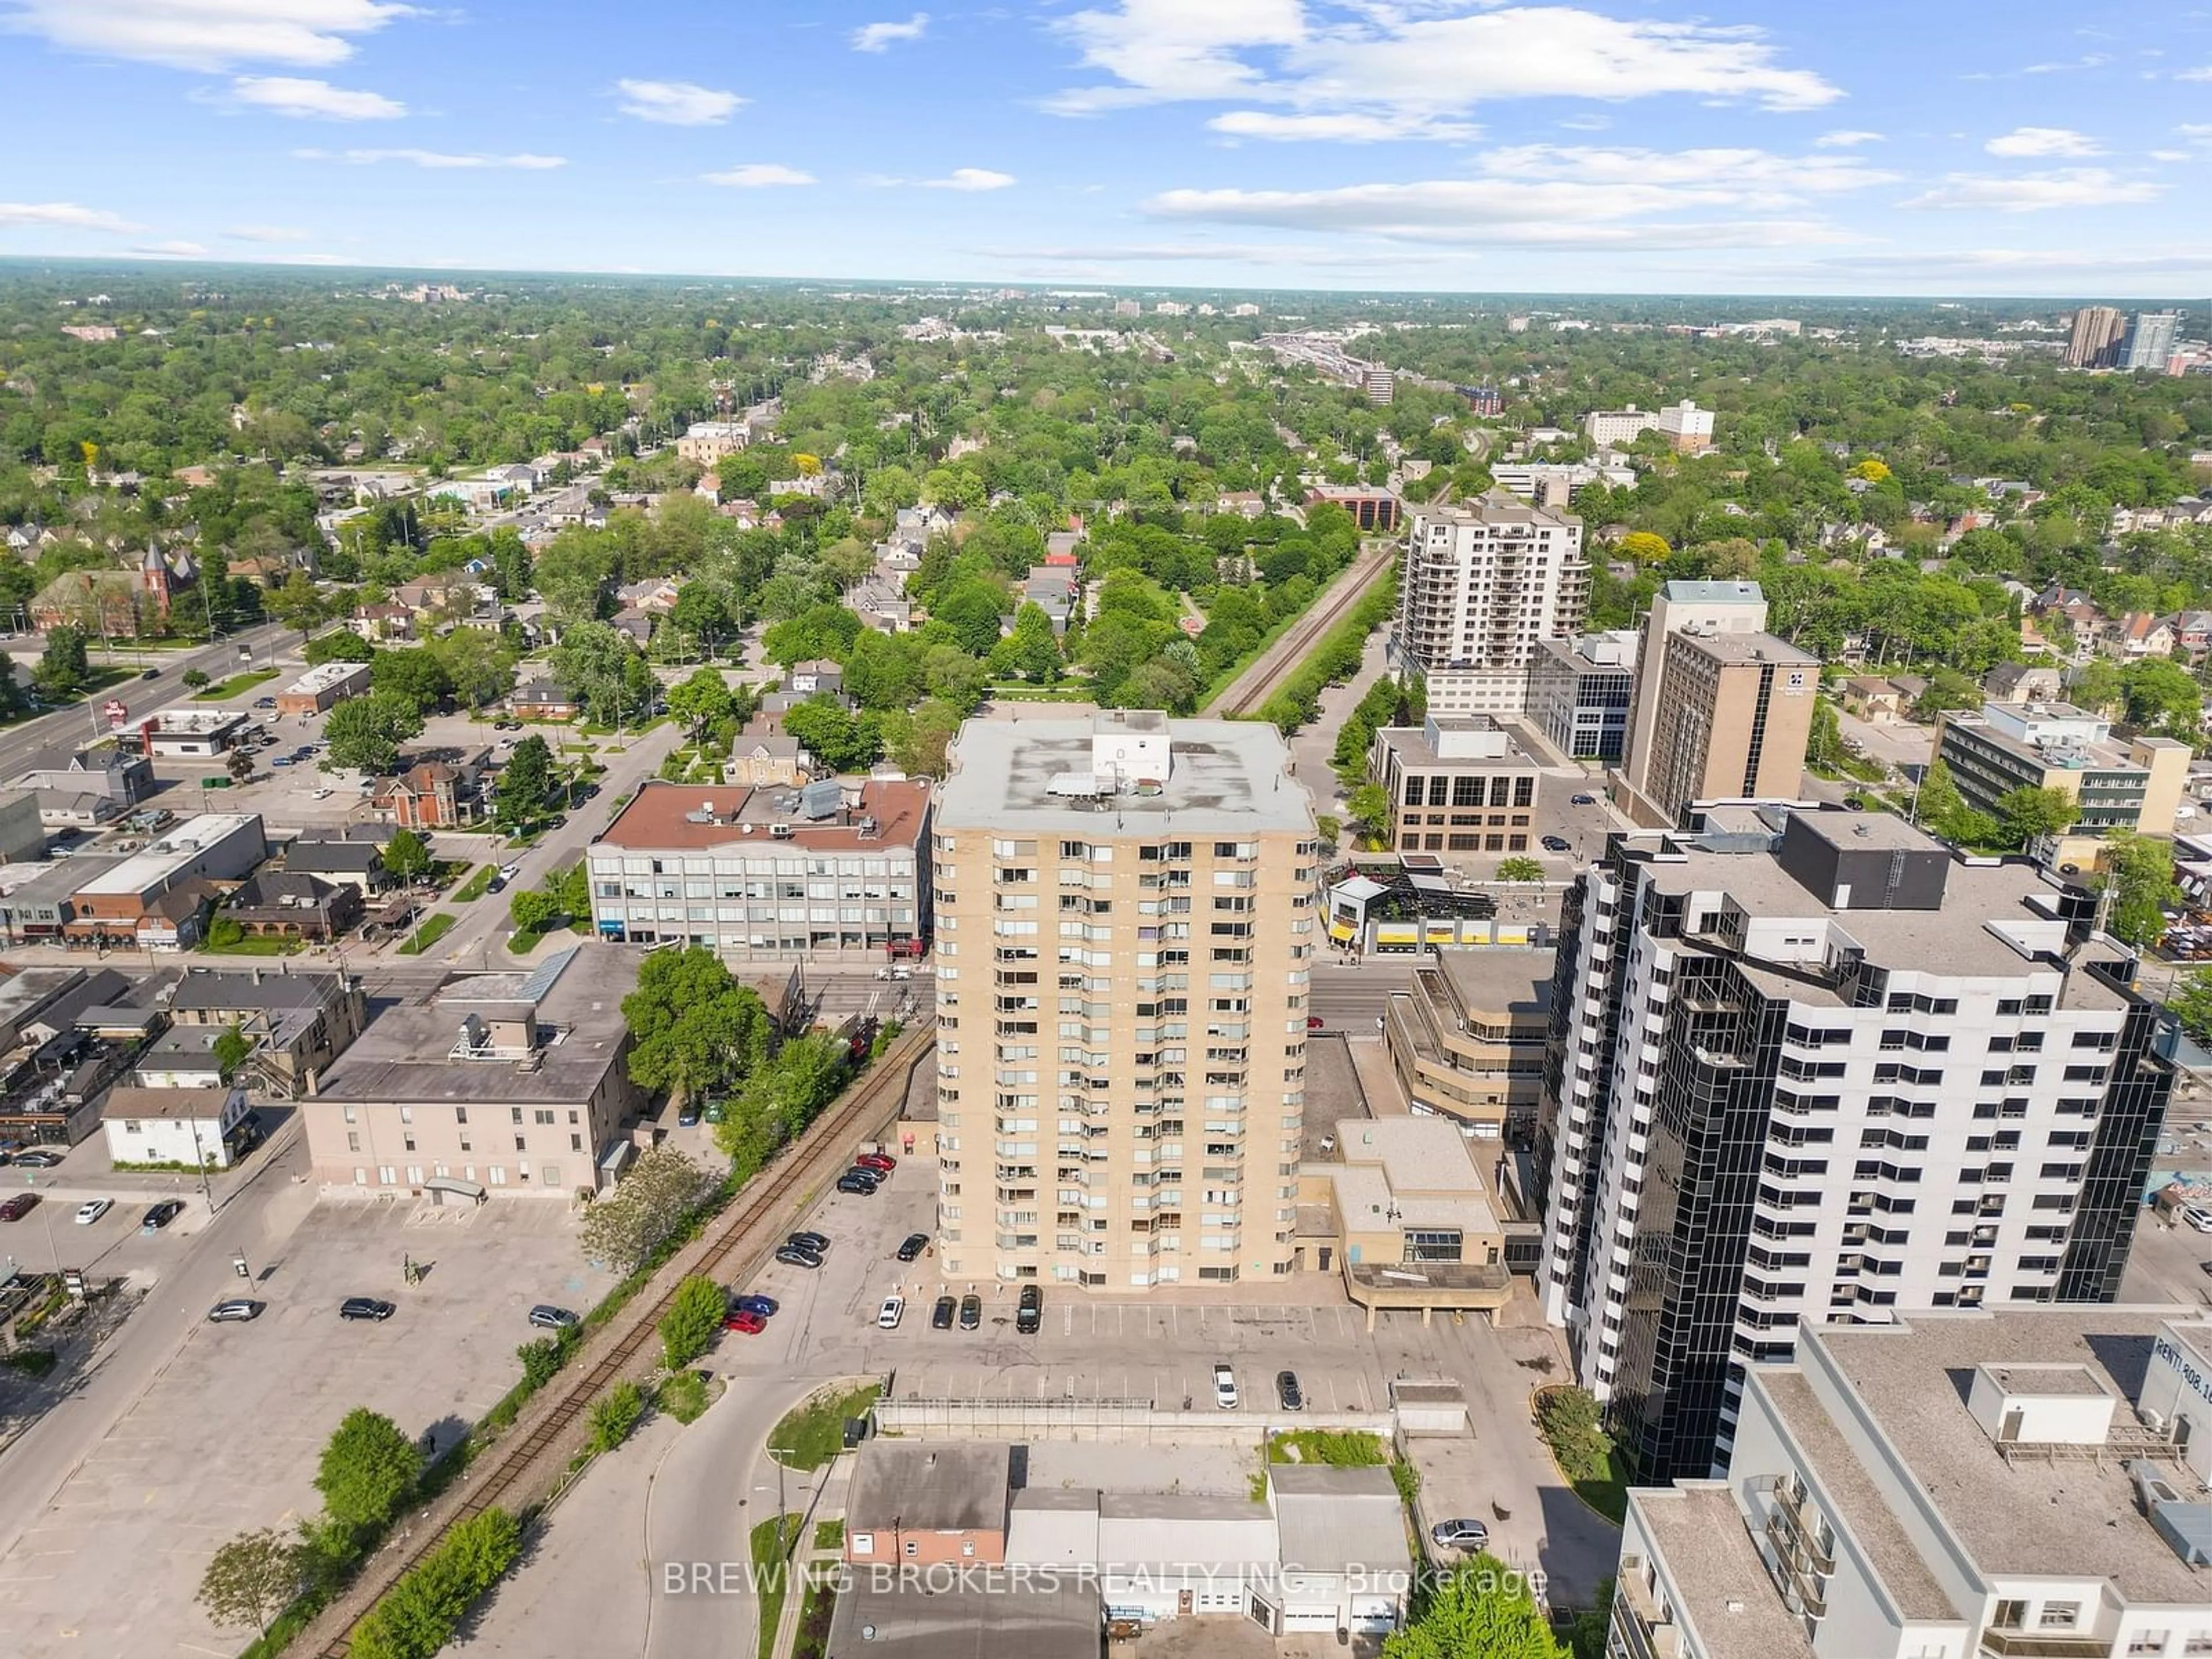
(0, 1193, 39, 1222)
(854, 1152, 896, 1174)
(1305, 1015, 1325, 1031)
(722, 1309, 767, 1335)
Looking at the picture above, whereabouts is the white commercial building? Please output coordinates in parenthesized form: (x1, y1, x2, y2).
(1611, 1310, 2212, 1659)
(1537, 807, 2173, 1483)
(101, 1082, 252, 1169)
(1396, 490, 1588, 714)
(1580, 399, 1711, 451)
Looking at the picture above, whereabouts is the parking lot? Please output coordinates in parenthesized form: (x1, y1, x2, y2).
(0, 1195, 612, 1659)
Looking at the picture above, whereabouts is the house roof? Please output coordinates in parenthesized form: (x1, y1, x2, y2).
(512, 680, 571, 704)
(103, 1085, 234, 1122)
(847, 1443, 1010, 1533)
(286, 840, 382, 874)
(229, 870, 343, 909)
(1269, 1465, 1413, 1575)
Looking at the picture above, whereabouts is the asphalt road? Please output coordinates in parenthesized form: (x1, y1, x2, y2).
(0, 620, 296, 781)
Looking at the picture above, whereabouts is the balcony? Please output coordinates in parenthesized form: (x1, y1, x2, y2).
(1612, 1563, 1683, 1659)
(1978, 1633, 2112, 1659)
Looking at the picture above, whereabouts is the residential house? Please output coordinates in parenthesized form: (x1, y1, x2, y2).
(1215, 490, 1267, 518)
(285, 827, 391, 893)
(2105, 611, 2177, 660)
(1044, 529, 1084, 562)
(372, 752, 487, 830)
(786, 660, 843, 696)
(727, 731, 808, 789)
(848, 578, 912, 634)
(2171, 609, 2212, 660)
(608, 607, 653, 645)
(615, 577, 682, 614)
(1840, 676, 1908, 723)
(164, 967, 368, 1097)
(844, 1444, 1011, 1568)
(1982, 662, 2065, 704)
(350, 600, 415, 642)
(101, 1084, 253, 1171)
(510, 681, 579, 722)
(221, 870, 363, 940)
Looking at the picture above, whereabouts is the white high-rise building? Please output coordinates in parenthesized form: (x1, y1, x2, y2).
(1395, 490, 1588, 714)
(1612, 1308, 2212, 1659)
(2120, 310, 2180, 373)
(1536, 807, 2173, 1483)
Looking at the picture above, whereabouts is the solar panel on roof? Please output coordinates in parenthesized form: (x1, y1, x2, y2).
(515, 946, 579, 1006)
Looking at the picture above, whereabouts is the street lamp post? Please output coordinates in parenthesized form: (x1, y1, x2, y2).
(769, 1446, 798, 1556)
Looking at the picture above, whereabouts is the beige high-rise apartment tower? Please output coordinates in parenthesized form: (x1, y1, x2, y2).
(931, 713, 1320, 1290)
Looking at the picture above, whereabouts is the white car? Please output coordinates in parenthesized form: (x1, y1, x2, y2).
(877, 1295, 904, 1330)
(2183, 1206, 2212, 1234)
(1213, 1363, 1239, 1410)
(73, 1198, 112, 1226)
(311, 787, 334, 800)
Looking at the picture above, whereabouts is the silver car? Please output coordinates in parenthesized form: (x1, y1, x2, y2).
(1430, 1518, 1490, 1551)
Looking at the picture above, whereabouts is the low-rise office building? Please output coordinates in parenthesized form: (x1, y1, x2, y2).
(14, 745, 154, 822)
(274, 661, 372, 715)
(131, 709, 252, 757)
(1370, 715, 1543, 856)
(1934, 702, 2191, 835)
(1298, 1116, 1513, 1317)
(0, 855, 122, 944)
(588, 778, 931, 961)
(1611, 1310, 2212, 1659)
(63, 814, 268, 949)
(1529, 631, 1639, 762)
(1383, 948, 1551, 1135)
(304, 946, 643, 1194)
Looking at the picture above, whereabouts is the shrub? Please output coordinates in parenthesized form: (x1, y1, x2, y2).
(348, 1508, 522, 1659)
(588, 1380, 647, 1455)
(661, 1370, 710, 1425)
(659, 1274, 725, 1370)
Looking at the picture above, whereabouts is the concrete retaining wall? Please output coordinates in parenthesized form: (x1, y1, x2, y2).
(875, 1396, 1396, 1442)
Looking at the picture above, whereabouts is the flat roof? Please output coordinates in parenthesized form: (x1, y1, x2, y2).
(75, 816, 262, 897)
(1661, 579, 1765, 604)
(1672, 629, 1817, 668)
(849, 1442, 1010, 1533)
(824, 1581, 1097, 1659)
(282, 661, 368, 694)
(1374, 722, 1541, 771)
(1270, 1466, 1411, 1577)
(937, 718, 1312, 835)
(1434, 948, 1554, 1020)
(1630, 1484, 1817, 1659)
(1790, 1311, 2208, 1605)
(146, 709, 248, 733)
(595, 778, 929, 855)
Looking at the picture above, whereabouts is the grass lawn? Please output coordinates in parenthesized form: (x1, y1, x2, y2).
(810, 1518, 843, 1552)
(397, 912, 458, 956)
(750, 1513, 802, 1659)
(1535, 1386, 1630, 1525)
(770, 1383, 881, 1472)
(192, 668, 279, 701)
(505, 926, 547, 955)
(199, 935, 304, 957)
(1266, 1429, 1387, 1465)
(452, 865, 498, 903)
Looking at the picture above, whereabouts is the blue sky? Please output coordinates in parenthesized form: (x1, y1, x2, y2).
(2, 1, 2210, 296)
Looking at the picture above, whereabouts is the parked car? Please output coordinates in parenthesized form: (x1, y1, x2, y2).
(774, 1244, 823, 1269)
(854, 1152, 896, 1173)
(835, 1169, 880, 1196)
(1305, 1014, 1325, 1030)
(723, 1308, 767, 1335)
(527, 1304, 579, 1330)
(958, 1294, 982, 1330)
(73, 1198, 112, 1226)
(676, 1103, 702, 1128)
(270, 755, 294, 767)
(1213, 1363, 1239, 1410)
(252, 696, 277, 709)
(788, 1230, 830, 1254)
(731, 1294, 778, 1319)
(0, 1193, 39, 1221)
(1541, 835, 1572, 853)
(141, 1200, 185, 1233)
(1016, 1285, 1043, 1335)
(339, 1297, 396, 1321)
(2183, 1205, 2212, 1234)
(1277, 1370, 1304, 1412)
(13, 1149, 61, 1169)
(878, 1295, 905, 1330)
(1570, 793, 1596, 806)
(207, 1299, 264, 1323)
(1430, 1518, 1490, 1551)
(895, 1232, 930, 1262)
(931, 1294, 957, 1330)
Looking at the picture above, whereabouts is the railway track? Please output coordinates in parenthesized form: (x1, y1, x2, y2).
(305, 1027, 935, 1659)
(1213, 539, 1397, 718)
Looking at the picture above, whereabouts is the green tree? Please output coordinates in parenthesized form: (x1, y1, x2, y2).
(212, 1022, 253, 1081)
(1346, 783, 1392, 848)
(1914, 756, 1965, 834)
(270, 569, 325, 647)
(2099, 830, 2181, 949)
(495, 734, 555, 828)
(2120, 657, 2204, 740)
(369, 648, 454, 714)
(517, 1336, 566, 1392)
(660, 1274, 726, 1369)
(1805, 696, 1847, 774)
(33, 623, 89, 698)
(588, 1380, 648, 1456)
(1382, 1555, 1564, 1659)
(782, 695, 882, 772)
(1497, 855, 1546, 884)
(382, 826, 432, 884)
(667, 666, 734, 738)
(313, 1407, 419, 1543)
(509, 888, 559, 934)
(622, 945, 772, 1100)
(577, 1144, 711, 1270)
(324, 690, 424, 775)
(195, 1528, 306, 1636)
(989, 601, 1065, 683)
(181, 667, 210, 691)
(2167, 966, 2212, 1043)
(1994, 784, 2078, 849)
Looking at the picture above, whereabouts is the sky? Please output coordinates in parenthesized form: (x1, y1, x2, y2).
(1, 1, 2210, 297)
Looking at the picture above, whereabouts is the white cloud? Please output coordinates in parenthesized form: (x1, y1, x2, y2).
(2179, 124, 2212, 138)
(1984, 125, 2101, 156)
(128, 240, 209, 257)
(294, 147, 567, 169)
(1470, 144, 1895, 193)
(224, 224, 312, 242)
(702, 163, 816, 187)
(851, 12, 927, 52)
(1900, 168, 2162, 213)
(2150, 149, 2192, 161)
(1, 0, 415, 71)
(922, 167, 1016, 190)
(229, 75, 404, 119)
(2179, 65, 2212, 81)
(1209, 109, 1479, 142)
(1815, 129, 1885, 147)
(0, 201, 144, 233)
(615, 78, 744, 126)
(1047, 2, 1840, 121)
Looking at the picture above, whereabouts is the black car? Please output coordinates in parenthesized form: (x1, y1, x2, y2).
(774, 1244, 824, 1269)
(141, 1200, 185, 1233)
(339, 1297, 395, 1322)
(1016, 1284, 1042, 1335)
(1277, 1370, 1304, 1411)
(835, 1169, 880, 1196)
(676, 1103, 702, 1128)
(958, 1294, 982, 1331)
(1570, 793, 1596, 805)
(931, 1294, 956, 1330)
(1541, 835, 1572, 853)
(788, 1231, 830, 1254)
(895, 1232, 930, 1263)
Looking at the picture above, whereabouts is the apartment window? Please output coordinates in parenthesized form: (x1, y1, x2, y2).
(512, 1108, 524, 1124)
(2039, 1604, 2082, 1630)
(454, 1107, 468, 1124)
(515, 1135, 528, 1152)
(347, 1132, 361, 1153)
(399, 1107, 412, 1125)
(2127, 1636, 2169, 1657)
(571, 1134, 584, 1152)
(535, 1109, 555, 1126)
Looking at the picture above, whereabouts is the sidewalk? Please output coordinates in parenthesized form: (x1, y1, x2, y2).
(768, 1453, 854, 1659)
